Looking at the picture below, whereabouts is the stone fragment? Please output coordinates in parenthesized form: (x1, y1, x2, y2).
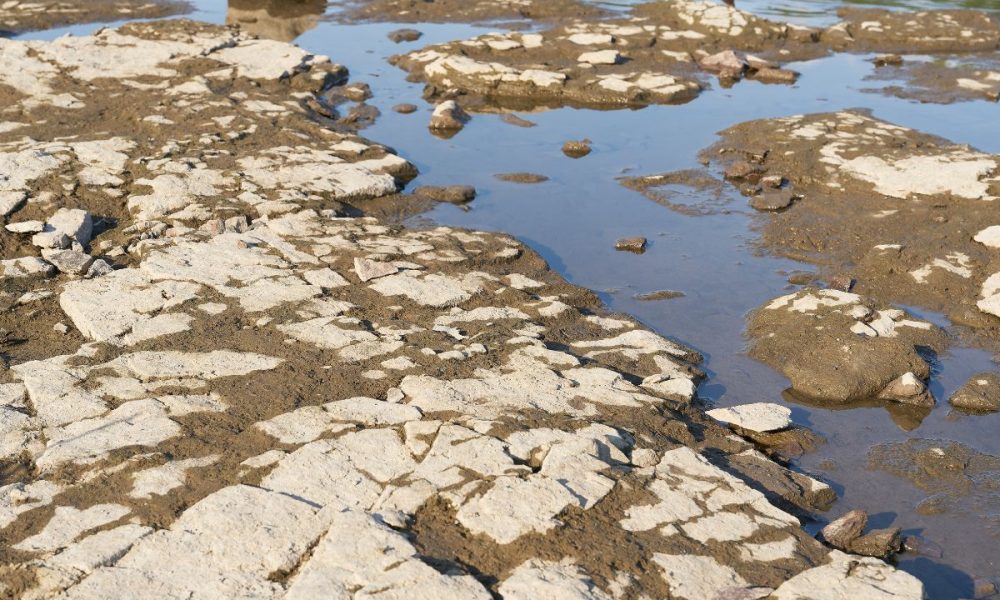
(819, 510, 867, 550)
(1, 257, 55, 278)
(578, 50, 621, 65)
(354, 257, 399, 282)
(949, 373, 1000, 413)
(562, 139, 592, 158)
(5, 220, 45, 233)
(750, 188, 795, 211)
(699, 50, 748, 76)
(707, 402, 792, 433)
(414, 185, 477, 204)
(849, 527, 902, 558)
(388, 28, 423, 43)
(393, 103, 418, 113)
(615, 237, 647, 253)
(47, 208, 94, 247)
(429, 100, 469, 130)
(43, 249, 94, 275)
(878, 372, 933, 406)
(753, 67, 798, 83)
(873, 54, 904, 66)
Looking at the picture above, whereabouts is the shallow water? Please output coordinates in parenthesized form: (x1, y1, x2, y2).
(17, 2, 1000, 596)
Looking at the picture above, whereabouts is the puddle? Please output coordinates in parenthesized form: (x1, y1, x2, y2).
(13, 1, 1000, 597)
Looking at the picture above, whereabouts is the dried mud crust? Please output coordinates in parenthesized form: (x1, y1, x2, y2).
(865, 55, 1000, 104)
(0, 0, 190, 36)
(390, 0, 1000, 113)
(333, 0, 609, 25)
(0, 19, 926, 600)
(390, 0, 824, 111)
(702, 110, 1000, 335)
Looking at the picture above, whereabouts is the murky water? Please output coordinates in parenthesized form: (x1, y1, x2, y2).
(17, 1, 1000, 596)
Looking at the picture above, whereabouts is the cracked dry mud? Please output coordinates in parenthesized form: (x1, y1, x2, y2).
(0, 0, 190, 35)
(0, 16, 934, 600)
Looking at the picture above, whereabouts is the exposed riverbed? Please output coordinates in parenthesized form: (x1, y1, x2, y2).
(10, 0, 1000, 597)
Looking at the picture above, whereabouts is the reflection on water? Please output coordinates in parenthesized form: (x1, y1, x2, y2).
(226, 0, 325, 41)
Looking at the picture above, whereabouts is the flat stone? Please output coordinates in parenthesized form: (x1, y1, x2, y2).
(949, 372, 1000, 413)
(707, 402, 792, 433)
(750, 188, 795, 211)
(414, 185, 476, 204)
(354, 256, 398, 282)
(615, 237, 647, 253)
(974, 225, 1000, 248)
(42, 249, 94, 275)
(771, 550, 924, 599)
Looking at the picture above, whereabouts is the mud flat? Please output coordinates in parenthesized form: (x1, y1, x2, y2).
(333, 0, 608, 25)
(865, 54, 1000, 104)
(0, 18, 929, 600)
(387, 0, 1000, 113)
(703, 111, 999, 341)
(0, 0, 190, 35)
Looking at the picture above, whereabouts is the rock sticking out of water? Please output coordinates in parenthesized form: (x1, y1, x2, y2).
(615, 237, 647, 253)
(950, 373, 1000, 413)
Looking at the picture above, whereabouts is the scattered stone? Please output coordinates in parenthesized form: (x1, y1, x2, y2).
(43, 250, 95, 275)
(413, 185, 477, 204)
(949, 373, 1000, 413)
(707, 402, 792, 433)
(749, 188, 795, 211)
(388, 28, 423, 43)
(47, 208, 94, 247)
(819, 510, 868, 551)
(343, 83, 373, 102)
(752, 67, 798, 83)
(354, 257, 399, 282)
(873, 54, 904, 67)
(850, 527, 902, 558)
(615, 237, 647, 253)
(393, 103, 419, 114)
(562, 139, 592, 158)
(699, 50, 748, 77)
(5, 220, 45, 234)
(578, 49, 621, 65)
(878, 372, 933, 407)
(429, 100, 469, 130)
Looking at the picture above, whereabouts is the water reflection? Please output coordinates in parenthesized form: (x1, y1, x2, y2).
(227, 0, 326, 41)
